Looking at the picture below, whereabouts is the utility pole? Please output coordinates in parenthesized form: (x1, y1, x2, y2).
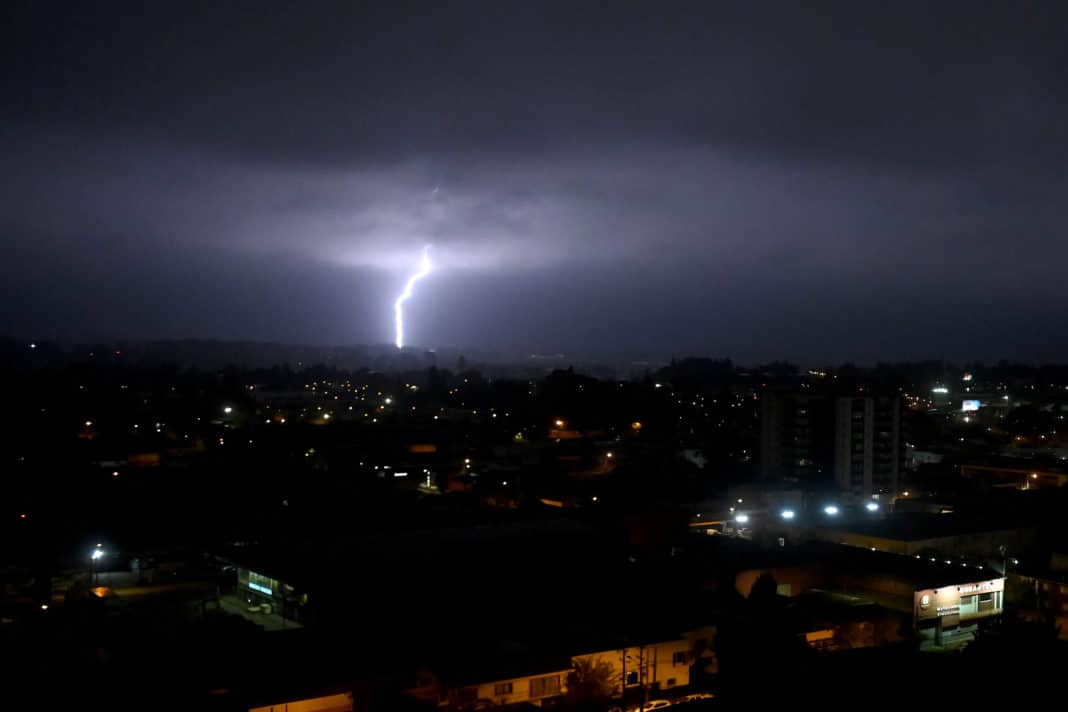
(639, 645, 645, 712)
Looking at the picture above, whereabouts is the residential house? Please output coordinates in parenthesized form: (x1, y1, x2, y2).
(573, 638, 692, 697)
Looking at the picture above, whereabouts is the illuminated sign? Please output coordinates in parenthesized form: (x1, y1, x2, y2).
(959, 581, 995, 594)
(962, 400, 981, 412)
(248, 571, 274, 596)
(916, 579, 1004, 620)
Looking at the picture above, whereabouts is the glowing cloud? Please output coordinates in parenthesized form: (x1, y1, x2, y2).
(394, 245, 432, 349)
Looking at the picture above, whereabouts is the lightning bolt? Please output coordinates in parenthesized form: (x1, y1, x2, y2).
(394, 245, 432, 349)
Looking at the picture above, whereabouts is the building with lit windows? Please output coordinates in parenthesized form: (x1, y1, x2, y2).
(438, 660, 573, 709)
(696, 537, 1004, 648)
(236, 566, 308, 623)
(760, 391, 904, 501)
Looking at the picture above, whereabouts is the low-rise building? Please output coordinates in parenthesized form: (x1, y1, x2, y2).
(414, 634, 696, 710)
(698, 537, 1005, 646)
(442, 661, 572, 709)
(248, 692, 353, 712)
(773, 513, 1036, 562)
(573, 638, 692, 697)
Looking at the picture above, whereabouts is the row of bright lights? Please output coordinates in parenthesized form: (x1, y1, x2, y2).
(734, 502, 879, 523)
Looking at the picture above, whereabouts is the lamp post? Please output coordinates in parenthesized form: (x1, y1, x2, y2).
(91, 547, 104, 586)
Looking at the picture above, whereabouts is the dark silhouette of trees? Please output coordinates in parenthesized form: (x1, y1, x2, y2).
(564, 658, 617, 711)
(716, 571, 810, 705)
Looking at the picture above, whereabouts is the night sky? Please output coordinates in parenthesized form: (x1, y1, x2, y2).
(3, 2, 1067, 363)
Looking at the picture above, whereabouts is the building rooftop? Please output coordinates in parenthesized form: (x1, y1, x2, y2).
(797, 512, 1032, 542)
(690, 535, 999, 591)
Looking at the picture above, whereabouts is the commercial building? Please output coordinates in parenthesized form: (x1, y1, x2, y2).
(774, 513, 1037, 562)
(235, 566, 308, 625)
(760, 391, 904, 501)
(913, 577, 1004, 644)
(694, 537, 1004, 647)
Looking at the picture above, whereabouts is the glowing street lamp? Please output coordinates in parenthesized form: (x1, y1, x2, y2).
(865, 502, 880, 512)
(90, 547, 104, 586)
(780, 509, 796, 520)
(823, 505, 840, 516)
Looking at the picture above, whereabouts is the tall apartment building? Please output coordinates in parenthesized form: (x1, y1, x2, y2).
(761, 391, 903, 500)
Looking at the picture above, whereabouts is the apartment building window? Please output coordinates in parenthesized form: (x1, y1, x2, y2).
(494, 682, 513, 696)
(529, 675, 561, 698)
(672, 651, 688, 665)
(626, 672, 639, 686)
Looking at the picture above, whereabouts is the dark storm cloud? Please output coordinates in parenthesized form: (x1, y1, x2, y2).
(3, 1, 1067, 360)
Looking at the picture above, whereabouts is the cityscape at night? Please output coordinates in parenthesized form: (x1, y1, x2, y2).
(4, 2, 1068, 711)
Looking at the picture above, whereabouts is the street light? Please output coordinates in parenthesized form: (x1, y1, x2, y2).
(91, 547, 104, 587)
(823, 505, 839, 516)
(865, 502, 880, 512)
(780, 509, 796, 520)
(735, 513, 750, 524)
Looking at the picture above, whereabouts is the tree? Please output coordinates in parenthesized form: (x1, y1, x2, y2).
(565, 658, 618, 711)
(748, 571, 779, 606)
